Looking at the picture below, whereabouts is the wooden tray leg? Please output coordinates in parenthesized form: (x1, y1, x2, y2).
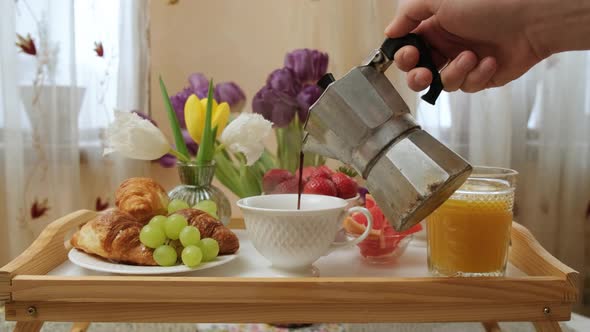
(482, 321, 501, 331)
(533, 321, 562, 332)
(13, 321, 44, 332)
(71, 322, 91, 332)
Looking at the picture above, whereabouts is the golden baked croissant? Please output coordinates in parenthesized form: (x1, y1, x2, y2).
(71, 209, 157, 266)
(115, 177, 169, 222)
(175, 208, 239, 255)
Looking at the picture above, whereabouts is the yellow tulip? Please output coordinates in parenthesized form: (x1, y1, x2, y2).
(185, 96, 231, 144)
(212, 102, 230, 138)
(200, 97, 218, 111)
(184, 94, 205, 143)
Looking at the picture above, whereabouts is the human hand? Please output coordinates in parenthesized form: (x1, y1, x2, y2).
(385, 0, 547, 93)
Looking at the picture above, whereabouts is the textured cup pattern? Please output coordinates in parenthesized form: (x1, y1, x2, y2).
(243, 210, 344, 269)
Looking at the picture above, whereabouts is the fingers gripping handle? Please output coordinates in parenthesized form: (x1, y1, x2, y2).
(381, 33, 444, 105)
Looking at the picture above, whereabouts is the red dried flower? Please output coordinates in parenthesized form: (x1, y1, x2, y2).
(94, 41, 104, 57)
(95, 197, 109, 211)
(31, 198, 50, 219)
(16, 33, 37, 56)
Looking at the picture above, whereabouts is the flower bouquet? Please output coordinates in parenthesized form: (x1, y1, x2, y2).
(156, 49, 331, 198)
(104, 48, 334, 212)
(104, 77, 274, 224)
(252, 49, 328, 172)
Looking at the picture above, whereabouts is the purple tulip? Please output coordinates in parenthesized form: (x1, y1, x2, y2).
(296, 85, 323, 122)
(266, 68, 301, 98)
(252, 86, 298, 127)
(170, 73, 246, 128)
(158, 154, 177, 168)
(215, 82, 246, 112)
(284, 49, 329, 85)
(170, 87, 192, 128)
(188, 73, 208, 92)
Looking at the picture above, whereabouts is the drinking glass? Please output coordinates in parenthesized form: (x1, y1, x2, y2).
(427, 166, 517, 277)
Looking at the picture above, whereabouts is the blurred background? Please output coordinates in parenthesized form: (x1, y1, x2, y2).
(1, 0, 589, 315)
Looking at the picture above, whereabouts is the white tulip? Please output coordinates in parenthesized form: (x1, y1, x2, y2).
(220, 113, 272, 166)
(104, 111, 171, 160)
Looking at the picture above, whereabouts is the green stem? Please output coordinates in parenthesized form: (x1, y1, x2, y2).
(159, 77, 190, 157)
(168, 148, 190, 163)
(214, 143, 225, 155)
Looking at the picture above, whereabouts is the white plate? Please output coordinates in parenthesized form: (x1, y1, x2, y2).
(68, 248, 237, 275)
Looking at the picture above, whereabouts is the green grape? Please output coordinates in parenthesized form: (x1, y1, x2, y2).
(199, 238, 220, 261)
(179, 226, 201, 247)
(194, 200, 218, 215)
(165, 214, 188, 240)
(148, 215, 167, 233)
(139, 225, 166, 249)
(153, 245, 177, 266)
(181, 245, 203, 267)
(168, 199, 190, 214)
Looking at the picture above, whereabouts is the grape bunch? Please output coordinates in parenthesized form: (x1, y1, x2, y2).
(167, 198, 219, 219)
(139, 199, 220, 267)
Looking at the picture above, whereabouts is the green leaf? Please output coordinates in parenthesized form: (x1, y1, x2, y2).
(196, 79, 215, 165)
(159, 76, 190, 159)
(259, 148, 277, 170)
(337, 165, 358, 177)
(210, 126, 218, 161)
(214, 153, 242, 197)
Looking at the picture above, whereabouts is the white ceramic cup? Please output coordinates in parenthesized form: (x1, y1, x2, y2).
(237, 194, 373, 275)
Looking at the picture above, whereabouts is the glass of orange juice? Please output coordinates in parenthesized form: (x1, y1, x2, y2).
(427, 166, 517, 277)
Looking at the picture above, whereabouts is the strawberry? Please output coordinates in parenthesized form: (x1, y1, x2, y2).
(263, 169, 294, 193)
(309, 168, 331, 179)
(296, 166, 316, 182)
(303, 177, 337, 196)
(318, 165, 334, 174)
(331, 172, 358, 199)
(271, 178, 299, 194)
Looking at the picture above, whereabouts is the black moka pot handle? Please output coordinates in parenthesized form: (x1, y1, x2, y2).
(381, 33, 443, 105)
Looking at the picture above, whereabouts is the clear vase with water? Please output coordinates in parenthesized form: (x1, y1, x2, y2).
(168, 161, 231, 226)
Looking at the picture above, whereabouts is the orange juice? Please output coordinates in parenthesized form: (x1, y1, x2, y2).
(427, 178, 514, 276)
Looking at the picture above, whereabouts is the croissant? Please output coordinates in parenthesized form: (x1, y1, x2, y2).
(115, 177, 169, 222)
(174, 208, 239, 255)
(71, 209, 157, 266)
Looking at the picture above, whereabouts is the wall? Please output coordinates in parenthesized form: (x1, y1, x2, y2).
(148, 0, 415, 216)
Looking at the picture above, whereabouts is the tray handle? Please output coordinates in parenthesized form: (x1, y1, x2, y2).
(510, 222, 578, 298)
(0, 209, 97, 302)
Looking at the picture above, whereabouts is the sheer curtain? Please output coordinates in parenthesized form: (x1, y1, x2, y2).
(286, 0, 590, 301)
(416, 52, 590, 299)
(0, 0, 150, 264)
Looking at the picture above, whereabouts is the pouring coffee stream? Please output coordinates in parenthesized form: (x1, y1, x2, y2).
(301, 33, 472, 231)
(297, 151, 304, 210)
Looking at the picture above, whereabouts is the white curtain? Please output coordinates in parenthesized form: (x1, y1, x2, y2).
(417, 52, 590, 297)
(285, 0, 590, 303)
(0, 0, 150, 265)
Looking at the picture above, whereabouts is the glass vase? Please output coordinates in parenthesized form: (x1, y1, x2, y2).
(168, 161, 231, 226)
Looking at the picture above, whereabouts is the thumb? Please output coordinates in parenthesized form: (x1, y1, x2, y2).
(384, 0, 438, 37)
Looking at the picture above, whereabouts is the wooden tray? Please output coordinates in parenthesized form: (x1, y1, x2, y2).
(0, 210, 578, 332)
